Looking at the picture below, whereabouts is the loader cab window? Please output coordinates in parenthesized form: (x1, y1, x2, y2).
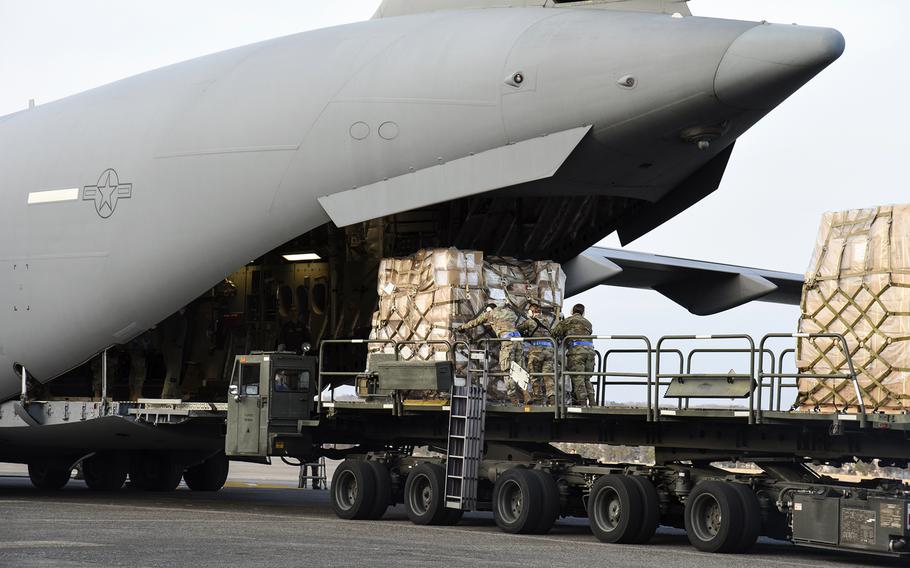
(241, 364, 261, 396)
(273, 369, 310, 393)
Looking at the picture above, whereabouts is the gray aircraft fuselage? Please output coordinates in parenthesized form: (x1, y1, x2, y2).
(0, 7, 843, 400)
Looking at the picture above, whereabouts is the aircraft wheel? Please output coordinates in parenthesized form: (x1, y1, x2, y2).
(684, 481, 746, 553)
(129, 455, 183, 492)
(493, 467, 544, 534)
(728, 483, 761, 553)
(183, 452, 229, 492)
(365, 461, 391, 520)
(628, 475, 660, 544)
(588, 475, 643, 544)
(529, 469, 560, 534)
(83, 453, 128, 491)
(331, 459, 377, 520)
(28, 461, 72, 490)
(404, 462, 448, 525)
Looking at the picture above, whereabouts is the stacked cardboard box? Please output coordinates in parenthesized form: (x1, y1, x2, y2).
(797, 205, 910, 412)
(371, 248, 486, 363)
(369, 249, 566, 370)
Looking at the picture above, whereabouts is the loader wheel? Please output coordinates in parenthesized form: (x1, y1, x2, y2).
(588, 475, 643, 544)
(365, 461, 391, 520)
(183, 452, 230, 492)
(529, 469, 560, 534)
(684, 481, 746, 553)
(440, 507, 464, 526)
(493, 467, 545, 534)
(83, 453, 127, 491)
(728, 483, 761, 553)
(404, 462, 448, 525)
(628, 475, 660, 544)
(28, 461, 72, 490)
(331, 459, 377, 520)
(129, 455, 183, 492)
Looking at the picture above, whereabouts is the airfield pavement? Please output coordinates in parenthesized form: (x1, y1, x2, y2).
(0, 461, 897, 568)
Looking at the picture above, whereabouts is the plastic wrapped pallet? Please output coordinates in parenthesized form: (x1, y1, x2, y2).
(369, 249, 566, 379)
(484, 257, 565, 327)
(797, 205, 910, 412)
(372, 248, 487, 366)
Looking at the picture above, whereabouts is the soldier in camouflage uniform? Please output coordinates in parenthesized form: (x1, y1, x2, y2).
(457, 303, 530, 405)
(517, 302, 555, 405)
(552, 303, 596, 406)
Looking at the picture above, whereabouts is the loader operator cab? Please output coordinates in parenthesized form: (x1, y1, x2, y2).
(225, 352, 317, 457)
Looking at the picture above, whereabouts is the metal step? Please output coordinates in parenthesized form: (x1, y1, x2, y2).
(444, 352, 487, 511)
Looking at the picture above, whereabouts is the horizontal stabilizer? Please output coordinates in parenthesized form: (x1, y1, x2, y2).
(373, 0, 691, 19)
(565, 246, 802, 315)
(318, 126, 590, 228)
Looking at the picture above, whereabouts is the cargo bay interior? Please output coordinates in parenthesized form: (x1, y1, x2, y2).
(42, 191, 627, 402)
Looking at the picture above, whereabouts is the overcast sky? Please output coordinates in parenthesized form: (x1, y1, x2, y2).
(1, 1, 905, 403)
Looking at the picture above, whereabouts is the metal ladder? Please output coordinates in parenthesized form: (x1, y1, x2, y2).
(444, 350, 487, 511)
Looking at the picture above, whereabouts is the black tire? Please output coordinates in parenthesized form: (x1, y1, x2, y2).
(493, 468, 545, 534)
(588, 475, 643, 544)
(404, 462, 448, 525)
(684, 481, 746, 553)
(183, 453, 230, 492)
(628, 475, 660, 544)
(129, 455, 183, 492)
(82, 453, 127, 491)
(331, 459, 377, 520)
(728, 483, 761, 553)
(28, 462, 72, 490)
(365, 461, 391, 520)
(529, 469, 560, 535)
(440, 507, 464, 526)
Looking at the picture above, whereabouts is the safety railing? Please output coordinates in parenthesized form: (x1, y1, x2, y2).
(655, 335, 758, 423)
(479, 336, 560, 418)
(774, 348, 799, 411)
(683, 348, 776, 411)
(601, 347, 674, 418)
(316, 339, 398, 413)
(394, 339, 474, 387)
(563, 336, 653, 420)
(757, 333, 866, 425)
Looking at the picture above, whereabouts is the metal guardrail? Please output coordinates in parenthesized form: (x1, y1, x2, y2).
(683, 348, 776, 411)
(560, 336, 652, 420)
(655, 334, 757, 423)
(757, 333, 866, 425)
(479, 336, 559, 417)
(394, 339, 473, 388)
(775, 348, 798, 411)
(309, 331, 868, 427)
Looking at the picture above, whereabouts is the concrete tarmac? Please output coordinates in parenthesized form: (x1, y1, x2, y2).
(0, 466, 899, 568)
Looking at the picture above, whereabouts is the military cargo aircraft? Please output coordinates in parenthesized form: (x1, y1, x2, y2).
(0, 0, 842, 460)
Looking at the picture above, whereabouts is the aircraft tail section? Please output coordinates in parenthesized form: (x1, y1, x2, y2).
(373, 0, 690, 19)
